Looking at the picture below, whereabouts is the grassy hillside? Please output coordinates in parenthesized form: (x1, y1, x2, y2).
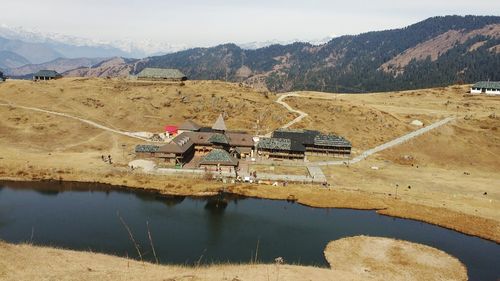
(135, 16, 500, 93)
(0, 78, 291, 152)
(0, 79, 498, 242)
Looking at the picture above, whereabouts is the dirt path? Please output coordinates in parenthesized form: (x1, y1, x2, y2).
(0, 102, 151, 142)
(314, 116, 456, 166)
(275, 92, 309, 129)
(274, 93, 456, 166)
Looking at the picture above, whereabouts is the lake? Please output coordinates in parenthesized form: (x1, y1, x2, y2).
(0, 181, 498, 280)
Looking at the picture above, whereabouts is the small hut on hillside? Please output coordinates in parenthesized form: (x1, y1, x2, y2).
(137, 68, 187, 81)
(33, 70, 62, 81)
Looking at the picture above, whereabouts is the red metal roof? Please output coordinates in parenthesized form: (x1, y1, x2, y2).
(164, 125, 178, 134)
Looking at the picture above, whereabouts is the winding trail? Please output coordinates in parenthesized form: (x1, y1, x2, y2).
(2, 94, 456, 171)
(273, 92, 456, 166)
(0, 103, 151, 141)
(276, 92, 309, 129)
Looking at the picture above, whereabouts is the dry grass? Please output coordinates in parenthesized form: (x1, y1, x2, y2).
(0, 80, 499, 243)
(249, 164, 309, 176)
(0, 78, 293, 144)
(0, 236, 466, 281)
(0, 241, 359, 281)
(324, 236, 467, 281)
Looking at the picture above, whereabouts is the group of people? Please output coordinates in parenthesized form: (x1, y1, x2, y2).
(101, 155, 112, 164)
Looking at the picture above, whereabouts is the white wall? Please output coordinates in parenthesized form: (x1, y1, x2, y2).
(470, 88, 500, 95)
(486, 89, 500, 95)
(470, 88, 482, 94)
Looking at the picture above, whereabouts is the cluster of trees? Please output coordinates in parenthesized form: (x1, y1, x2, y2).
(138, 16, 500, 93)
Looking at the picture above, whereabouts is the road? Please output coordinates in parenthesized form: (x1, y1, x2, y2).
(0, 102, 151, 141)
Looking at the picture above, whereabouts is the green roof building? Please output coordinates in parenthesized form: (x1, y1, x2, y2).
(208, 133, 230, 145)
(33, 70, 62, 81)
(137, 68, 187, 81)
(471, 81, 500, 95)
(199, 149, 239, 167)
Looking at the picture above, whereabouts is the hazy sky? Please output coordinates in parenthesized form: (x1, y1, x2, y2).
(1, 0, 499, 45)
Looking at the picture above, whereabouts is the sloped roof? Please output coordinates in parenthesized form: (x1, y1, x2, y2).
(226, 132, 254, 147)
(273, 129, 319, 145)
(472, 81, 500, 90)
(209, 133, 230, 145)
(212, 114, 227, 131)
(199, 149, 238, 166)
(159, 135, 193, 154)
(135, 145, 160, 153)
(179, 120, 201, 131)
(137, 68, 186, 79)
(175, 132, 213, 145)
(314, 134, 352, 148)
(259, 138, 290, 150)
(33, 70, 62, 78)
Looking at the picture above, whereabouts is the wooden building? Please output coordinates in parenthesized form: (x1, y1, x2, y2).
(309, 134, 352, 158)
(137, 68, 187, 81)
(174, 132, 214, 155)
(471, 81, 500, 95)
(226, 132, 254, 158)
(134, 115, 254, 166)
(156, 135, 195, 166)
(208, 133, 231, 150)
(199, 149, 238, 173)
(258, 129, 351, 160)
(33, 70, 62, 81)
(170, 131, 254, 158)
(135, 145, 161, 158)
(257, 137, 305, 160)
(178, 120, 201, 133)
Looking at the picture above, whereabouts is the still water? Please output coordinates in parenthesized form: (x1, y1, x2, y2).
(0, 181, 498, 280)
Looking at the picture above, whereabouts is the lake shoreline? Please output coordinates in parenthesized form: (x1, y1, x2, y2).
(1, 174, 499, 244)
(0, 235, 468, 281)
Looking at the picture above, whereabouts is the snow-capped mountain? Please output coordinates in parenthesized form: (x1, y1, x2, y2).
(0, 24, 190, 58)
(0, 24, 334, 57)
(237, 36, 334, 50)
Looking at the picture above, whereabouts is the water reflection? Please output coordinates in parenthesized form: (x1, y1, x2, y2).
(204, 199, 228, 214)
(0, 180, 498, 281)
(162, 196, 185, 207)
(34, 189, 60, 196)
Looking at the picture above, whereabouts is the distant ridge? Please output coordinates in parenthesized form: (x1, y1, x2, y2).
(64, 16, 500, 93)
(5, 57, 106, 77)
(0, 50, 30, 69)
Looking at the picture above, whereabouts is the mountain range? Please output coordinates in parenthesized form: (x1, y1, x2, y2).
(115, 15, 500, 92)
(1, 16, 499, 93)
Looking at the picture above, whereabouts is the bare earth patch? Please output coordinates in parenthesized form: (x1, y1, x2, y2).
(324, 236, 467, 281)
